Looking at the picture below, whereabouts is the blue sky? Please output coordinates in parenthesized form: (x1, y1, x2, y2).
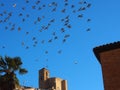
(0, 0, 120, 90)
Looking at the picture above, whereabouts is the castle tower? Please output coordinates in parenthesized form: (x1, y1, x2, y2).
(93, 41, 120, 90)
(39, 68, 68, 90)
(39, 68, 50, 89)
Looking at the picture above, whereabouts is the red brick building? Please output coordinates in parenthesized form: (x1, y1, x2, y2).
(93, 41, 120, 90)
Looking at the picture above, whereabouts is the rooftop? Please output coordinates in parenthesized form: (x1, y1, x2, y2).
(93, 41, 120, 63)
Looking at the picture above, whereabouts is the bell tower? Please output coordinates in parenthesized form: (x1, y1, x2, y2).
(39, 68, 68, 90)
(39, 68, 49, 89)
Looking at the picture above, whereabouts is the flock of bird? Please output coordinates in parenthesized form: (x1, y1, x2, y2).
(0, 0, 91, 62)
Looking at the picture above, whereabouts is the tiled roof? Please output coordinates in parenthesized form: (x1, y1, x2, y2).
(93, 41, 120, 63)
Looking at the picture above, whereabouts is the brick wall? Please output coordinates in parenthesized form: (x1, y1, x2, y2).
(100, 49, 120, 90)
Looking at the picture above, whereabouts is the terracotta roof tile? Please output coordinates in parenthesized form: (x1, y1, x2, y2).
(93, 41, 120, 63)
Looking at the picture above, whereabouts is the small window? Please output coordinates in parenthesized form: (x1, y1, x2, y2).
(40, 77, 43, 80)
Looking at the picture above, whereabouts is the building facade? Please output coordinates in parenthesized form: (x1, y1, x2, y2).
(93, 41, 120, 90)
(39, 68, 67, 90)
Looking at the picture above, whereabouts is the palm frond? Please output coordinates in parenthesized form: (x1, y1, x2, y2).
(19, 68, 28, 74)
(0, 56, 7, 69)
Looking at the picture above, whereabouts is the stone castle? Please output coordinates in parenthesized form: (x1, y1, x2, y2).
(19, 68, 68, 90)
(39, 68, 67, 90)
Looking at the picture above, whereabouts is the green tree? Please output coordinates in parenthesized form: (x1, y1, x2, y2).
(0, 56, 28, 90)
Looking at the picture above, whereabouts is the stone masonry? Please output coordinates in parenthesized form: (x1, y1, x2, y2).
(39, 68, 67, 90)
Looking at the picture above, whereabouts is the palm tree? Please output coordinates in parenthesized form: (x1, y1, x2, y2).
(0, 56, 28, 90)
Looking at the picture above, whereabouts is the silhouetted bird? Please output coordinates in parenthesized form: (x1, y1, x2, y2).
(32, 37, 36, 40)
(67, 25, 71, 28)
(61, 28, 65, 33)
(52, 32, 56, 36)
(3, 10, 7, 14)
(0, 20, 2, 23)
(54, 36, 58, 40)
(58, 50, 62, 54)
(5, 26, 8, 30)
(62, 39, 66, 43)
(26, 32, 29, 35)
(32, 6, 36, 9)
(19, 13, 23, 16)
(42, 4, 46, 7)
(0, 13, 3, 16)
(21, 42, 25, 46)
(86, 28, 91, 31)
(50, 19, 55, 23)
(37, 17, 41, 22)
(10, 27, 15, 31)
(78, 14, 83, 18)
(38, 7, 42, 10)
(74, 61, 78, 64)
(8, 12, 12, 16)
(25, 0, 29, 3)
(22, 7, 25, 10)
(64, 3, 68, 6)
(87, 18, 91, 22)
(78, 1, 83, 4)
(26, 14, 30, 17)
(1, 3, 4, 6)
(41, 40, 45, 44)
(87, 3, 91, 8)
(22, 18, 25, 22)
(34, 41, 38, 44)
(64, 34, 70, 38)
(64, 0, 68, 2)
(18, 27, 21, 31)
(72, 10, 76, 13)
(45, 51, 48, 54)
(33, 44, 36, 47)
(52, 8, 56, 12)
(26, 46, 29, 49)
(83, 1, 87, 4)
(71, 5, 75, 8)
(61, 18, 64, 22)
(48, 39, 52, 43)
(61, 9, 66, 13)
(2, 46, 5, 49)
(36, 0, 40, 5)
